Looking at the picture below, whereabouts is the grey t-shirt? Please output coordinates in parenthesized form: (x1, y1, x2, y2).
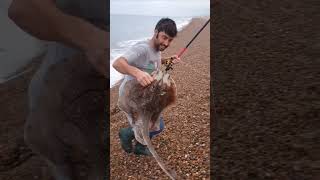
(119, 40, 161, 96)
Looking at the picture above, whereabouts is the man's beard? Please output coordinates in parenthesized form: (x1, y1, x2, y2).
(156, 40, 168, 51)
(158, 44, 167, 51)
(155, 33, 168, 51)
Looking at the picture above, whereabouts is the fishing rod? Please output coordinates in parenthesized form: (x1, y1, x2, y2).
(177, 18, 210, 58)
(165, 18, 210, 71)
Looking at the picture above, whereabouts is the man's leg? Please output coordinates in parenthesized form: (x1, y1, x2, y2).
(133, 117, 165, 156)
(119, 113, 135, 153)
(149, 117, 165, 139)
(119, 127, 135, 153)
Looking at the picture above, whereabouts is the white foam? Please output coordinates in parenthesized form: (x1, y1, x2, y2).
(110, 66, 123, 88)
(175, 18, 192, 31)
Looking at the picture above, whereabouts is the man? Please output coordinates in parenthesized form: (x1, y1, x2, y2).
(8, 0, 108, 179)
(113, 18, 180, 155)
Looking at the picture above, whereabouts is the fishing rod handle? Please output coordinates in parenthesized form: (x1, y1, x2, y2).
(177, 48, 187, 58)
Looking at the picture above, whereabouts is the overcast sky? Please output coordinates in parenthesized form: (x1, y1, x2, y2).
(111, 0, 210, 17)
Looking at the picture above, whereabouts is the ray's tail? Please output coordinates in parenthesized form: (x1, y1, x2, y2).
(139, 114, 178, 180)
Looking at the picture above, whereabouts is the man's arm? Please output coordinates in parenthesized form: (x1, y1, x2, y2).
(8, 0, 108, 77)
(112, 57, 154, 87)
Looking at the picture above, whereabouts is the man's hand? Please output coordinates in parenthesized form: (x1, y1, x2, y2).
(170, 55, 182, 64)
(135, 70, 154, 87)
(112, 57, 154, 87)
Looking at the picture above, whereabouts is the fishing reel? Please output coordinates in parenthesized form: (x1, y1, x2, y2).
(164, 57, 174, 72)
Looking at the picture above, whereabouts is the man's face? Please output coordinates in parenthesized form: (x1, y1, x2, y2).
(154, 31, 174, 51)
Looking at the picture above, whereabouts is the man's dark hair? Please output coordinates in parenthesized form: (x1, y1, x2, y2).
(155, 18, 177, 38)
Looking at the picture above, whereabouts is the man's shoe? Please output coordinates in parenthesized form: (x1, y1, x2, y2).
(134, 142, 152, 156)
(119, 127, 134, 153)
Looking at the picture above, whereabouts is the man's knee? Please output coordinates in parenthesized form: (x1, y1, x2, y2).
(149, 117, 165, 138)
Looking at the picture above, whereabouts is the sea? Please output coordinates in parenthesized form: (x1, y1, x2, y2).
(110, 15, 192, 87)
